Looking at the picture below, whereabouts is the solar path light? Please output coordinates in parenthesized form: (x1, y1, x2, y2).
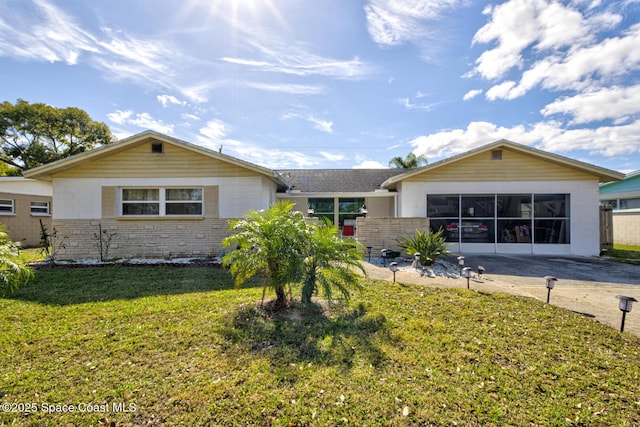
(477, 266, 485, 279)
(381, 249, 388, 266)
(457, 256, 465, 275)
(389, 262, 399, 283)
(616, 295, 638, 332)
(544, 276, 557, 304)
(414, 252, 422, 272)
(462, 267, 471, 289)
(366, 246, 372, 262)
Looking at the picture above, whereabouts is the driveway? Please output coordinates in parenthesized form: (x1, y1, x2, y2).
(362, 255, 640, 337)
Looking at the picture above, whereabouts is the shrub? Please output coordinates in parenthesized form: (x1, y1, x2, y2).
(397, 228, 452, 266)
(0, 225, 33, 296)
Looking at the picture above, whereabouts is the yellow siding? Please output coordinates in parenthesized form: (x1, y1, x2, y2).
(407, 148, 595, 182)
(55, 140, 260, 178)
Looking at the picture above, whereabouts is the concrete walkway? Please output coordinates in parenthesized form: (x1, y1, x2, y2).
(362, 255, 640, 337)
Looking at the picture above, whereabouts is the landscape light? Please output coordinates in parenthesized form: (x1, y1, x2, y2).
(366, 246, 372, 262)
(544, 276, 557, 304)
(307, 205, 314, 215)
(477, 265, 485, 279)
(389, 262, 399, 283)
(457, 256, 465, 274)
(462, 267, 471, 289)
(616, 295, 638, 332)
(381, 249, 388, 266)
(414, 252, 422, 271)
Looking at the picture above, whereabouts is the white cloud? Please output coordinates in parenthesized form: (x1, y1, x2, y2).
(352, 160, 388, 169)
(319, 152, 345, 162)
(242, 82, 324, 95)
(541, 85, 640, 124)
(106, 109, 174, 134)
(198, 119, 230, 140)
(157, 95, 187, 107)
(408, 120, 640, 160)
(364, 0, 465, 47)
(462, 89, 483, 101)
(307, 116, 333, 133)
(0, 0, 97, 64)
(395, 97, 435, 111)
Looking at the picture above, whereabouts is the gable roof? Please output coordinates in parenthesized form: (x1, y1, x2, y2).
(23, 130, 290, 188)
(277, 169, 405, 193)
(381, 139, 625, 188)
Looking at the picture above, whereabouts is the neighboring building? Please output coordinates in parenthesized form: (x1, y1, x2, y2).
(0, 177, 53, 247)
(23, 131, 288, 259)
(600, 170, 640, 210)
(600, 170, 640, 247)
(23, 132, 623, 259)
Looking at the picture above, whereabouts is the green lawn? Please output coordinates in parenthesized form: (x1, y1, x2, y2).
(606, 245, 640, 265)
(2, 266, 640, 426)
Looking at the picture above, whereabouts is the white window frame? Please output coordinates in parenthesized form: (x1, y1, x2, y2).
(30, 201, 50, 216)
(120, 187, 203, 217)
(0, 199, 15, 215)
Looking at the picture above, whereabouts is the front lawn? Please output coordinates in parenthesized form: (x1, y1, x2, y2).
(1, 266, 640, 426)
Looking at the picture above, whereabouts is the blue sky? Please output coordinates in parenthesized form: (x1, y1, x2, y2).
(1, 0, 639, 172)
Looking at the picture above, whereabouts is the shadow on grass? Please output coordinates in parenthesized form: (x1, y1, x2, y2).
(9, 265, 262, 305)
(221, 301, 395, 371)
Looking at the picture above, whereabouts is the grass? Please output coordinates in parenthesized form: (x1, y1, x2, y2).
(605, 244, 640, 265)
(1, 266, 640, 426)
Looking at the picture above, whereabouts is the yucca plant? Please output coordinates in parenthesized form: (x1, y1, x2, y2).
(397, 228, 452, 266)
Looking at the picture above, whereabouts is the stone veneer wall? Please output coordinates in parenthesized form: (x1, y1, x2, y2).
(355, 217, 430, 257)
(612, 210, 640, 247)
(51, 218, 232, 260)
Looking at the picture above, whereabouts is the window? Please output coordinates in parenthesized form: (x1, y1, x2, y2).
(30, 201, 50, 215)
(0, 199, 14, 214)
(151, 143, 163, 154)
(428, 193, 570, 245)
(491, 150, 503, 160)
(121, 188, 202, 216)
(338, 197, 364, 227)
(308, 198, 334, 224)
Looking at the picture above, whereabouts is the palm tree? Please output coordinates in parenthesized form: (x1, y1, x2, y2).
(222, 200, 309, 309)
(388, 152, 428, 168)
(0, 226, 33, 297)
(301, 220, 365, 306)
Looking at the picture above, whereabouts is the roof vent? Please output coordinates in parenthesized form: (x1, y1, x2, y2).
(491, 150, 502, 160)
(151, 143, 164, 154)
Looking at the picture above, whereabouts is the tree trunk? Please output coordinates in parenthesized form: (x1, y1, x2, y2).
(274, 285, 287, 309)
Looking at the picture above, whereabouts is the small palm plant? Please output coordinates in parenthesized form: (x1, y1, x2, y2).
(301, 220, 365, 306)
(397, 228, 452, 266)
(0, 226, 33, 297)
(222, 200, 309, 309)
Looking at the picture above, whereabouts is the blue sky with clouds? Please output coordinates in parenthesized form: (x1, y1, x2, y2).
(1, 0, 639, 172)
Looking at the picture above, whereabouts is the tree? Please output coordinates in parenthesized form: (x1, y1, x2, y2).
(222, 200, 309, 309)
(388, 152, 428, 169)
(301, 220, 365, 306)
(222, 201, 366, 310)
(0, 99, 113, 172)
(0, 225, 33, 297)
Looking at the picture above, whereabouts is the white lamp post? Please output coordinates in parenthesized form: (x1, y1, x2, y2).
(462, 267, 471, 289)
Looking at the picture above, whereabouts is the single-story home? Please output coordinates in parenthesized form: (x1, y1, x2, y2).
(0, 177, 53, 247)
(23, 131, 623, 259)
(600, 170, 640, 247)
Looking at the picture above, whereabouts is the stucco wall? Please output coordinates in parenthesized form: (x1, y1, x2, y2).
(52, 176, 276, 219)
(355, 217, 430, 257)
(612, 210, 640, 247)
